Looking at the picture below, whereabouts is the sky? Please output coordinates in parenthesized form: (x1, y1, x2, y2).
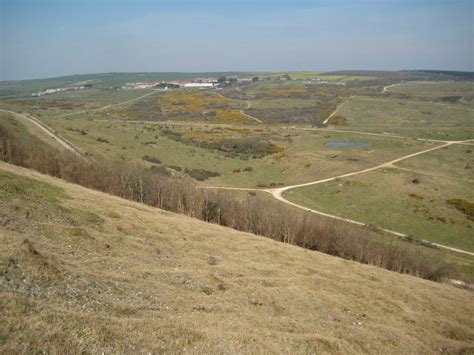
(1, 0, 473, 80)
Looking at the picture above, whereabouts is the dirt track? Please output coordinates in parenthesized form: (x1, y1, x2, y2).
(204, 138, 474, 256)
(0, 109, 88, 160)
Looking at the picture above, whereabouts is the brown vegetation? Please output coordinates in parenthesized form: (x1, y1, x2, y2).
(184, 168, 220, 181)
(448, 198, 474, 221)
(142, 155, 161, 164)
(328, 115, 348, 125)
(1, 164, 472, 353)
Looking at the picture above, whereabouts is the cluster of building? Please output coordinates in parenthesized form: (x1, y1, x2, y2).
(121, 81, 161, 90)
(32, 84, 93, 97)
(122, 76, 259, 90)
(312, 78, 346, 86)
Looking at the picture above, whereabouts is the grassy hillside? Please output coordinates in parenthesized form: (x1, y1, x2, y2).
(337, 96, 474, 140)
(0, 162, 473, 353)
(387, 81, 474, 99)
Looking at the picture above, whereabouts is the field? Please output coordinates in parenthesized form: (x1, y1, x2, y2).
(1, 71, 473, 282)
(336, 96, 474, 140)
(396, 144, 473, 180)
(1, 163, 473, 353)
(11, 112, 438, 188)
(284, 168, 473, 252)
(387, 81, 474, 99)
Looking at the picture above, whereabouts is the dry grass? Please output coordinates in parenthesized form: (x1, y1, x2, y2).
(1, 162, 473, 353)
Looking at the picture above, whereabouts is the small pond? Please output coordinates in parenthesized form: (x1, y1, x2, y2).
(324, 140, 371, 148)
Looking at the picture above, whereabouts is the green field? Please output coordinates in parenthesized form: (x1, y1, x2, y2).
(388, 81, 474, 99)
(336, 96, 474, 140)
(251, 71, 376, 81)
(284, 168, 474, 252)
(396, 144, 474, 180)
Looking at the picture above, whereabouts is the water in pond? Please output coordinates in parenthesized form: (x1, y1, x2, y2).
(324, 140, 370, 148)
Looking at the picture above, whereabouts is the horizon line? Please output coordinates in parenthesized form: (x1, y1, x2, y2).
(2, 68, 474, 83)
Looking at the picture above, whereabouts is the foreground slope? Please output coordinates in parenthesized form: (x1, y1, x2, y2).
(0, 162, 473, 353)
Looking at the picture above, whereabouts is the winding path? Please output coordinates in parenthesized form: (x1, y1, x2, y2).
(203, 138, 474, 256)
(383, 83, 403, 92)
(212, 92, 263, 123)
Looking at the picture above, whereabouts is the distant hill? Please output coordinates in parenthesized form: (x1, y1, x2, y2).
(4, 69, 472, 98)
(0, 72, 247, 98)
(1, 162, 473, 353)
(322, 70, 474, 81)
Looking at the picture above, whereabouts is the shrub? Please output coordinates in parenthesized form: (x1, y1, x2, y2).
(185, 168, 220, 181)
(438, 96, 462, 103)
(142, 155, 161, 164)
(96, 137, 109, 143)
(214, 138, 283, 158)
(447, 198, 474, 220)
(328, 115, 348, 125)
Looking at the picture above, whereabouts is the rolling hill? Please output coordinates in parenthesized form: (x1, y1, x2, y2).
(1, 162, 473, 353)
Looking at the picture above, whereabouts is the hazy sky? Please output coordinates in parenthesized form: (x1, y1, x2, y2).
(1, 0, 473, 80)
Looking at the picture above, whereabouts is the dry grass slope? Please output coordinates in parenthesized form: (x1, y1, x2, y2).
(0, 162, 473, 353)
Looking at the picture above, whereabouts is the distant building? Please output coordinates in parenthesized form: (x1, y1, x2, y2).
(156, 82, 180, 89)
(183, 83, 214, 88)
(237, 78, 254, 84)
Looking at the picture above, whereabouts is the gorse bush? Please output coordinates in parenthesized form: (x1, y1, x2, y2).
(0, 122, 453, 281)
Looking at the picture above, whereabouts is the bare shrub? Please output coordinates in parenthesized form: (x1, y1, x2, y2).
(185, 168, 220, 181)
(142, 155, 161, 164)
(96, 137, 109, 143)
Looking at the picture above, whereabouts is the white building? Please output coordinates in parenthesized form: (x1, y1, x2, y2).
(183, 83, 215, 88)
